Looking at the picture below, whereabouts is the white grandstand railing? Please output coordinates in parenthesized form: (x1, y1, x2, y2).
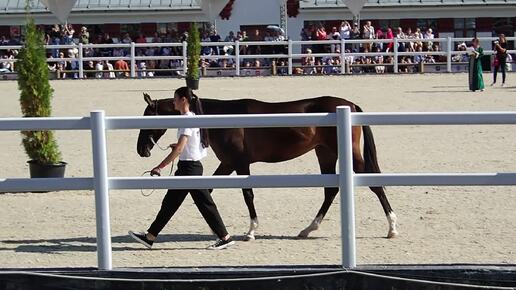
(1, 108, 516, 271)
(0, 37, 514, 78)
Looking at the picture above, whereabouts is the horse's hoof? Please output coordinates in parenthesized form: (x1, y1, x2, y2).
(387, 230, 399, 239)
(297, 230, 309, 239)
(243, 234, 255, 241)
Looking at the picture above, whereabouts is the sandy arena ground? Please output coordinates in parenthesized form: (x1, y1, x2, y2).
(0, 73, 515, 269)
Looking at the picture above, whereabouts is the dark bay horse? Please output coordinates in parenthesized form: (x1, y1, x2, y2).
(137, 94, 398, 240)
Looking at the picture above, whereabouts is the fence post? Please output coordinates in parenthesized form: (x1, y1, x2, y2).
(78, 43, 84, 79)
(340, 39, 346, 74)
(235, 40, 240, 76)
(130, 42, 136, 78)
(182, 41, 188, 76)
(447, 37, 452, 73)
(393, 38, 399, 73)
(336, 106, 356, 269)
(288, 39, 293, 75)
(90, 111, 113, 271)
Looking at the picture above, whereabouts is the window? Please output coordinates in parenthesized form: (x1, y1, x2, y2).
(417, 19, 438, 33)
(157, 23, 178, 35)
(454, 18, 476, 38)
(378, 19, 400, 31)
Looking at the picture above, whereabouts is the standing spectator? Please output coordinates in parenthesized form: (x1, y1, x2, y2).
(340, 21, 351, 40)
(135, 33, 147, 44)
(224, 31, 236, 42)
(315, 25, 327, 53)
(80, 26, 89, 44)
(351, 24, 361, 52)
(63, 23, 75, 45)
(209, 29, 222, 55)
(375, 28, 384, 51)
(362, 21, 375, 52)
(492, 34, 508, 87)
(121, 33, 132, 44)
(300, 27, 312, 54)
(200, 31, 212, 55)
(50, 24, 61, 58)
(329, 26, 341, 53)
(468, 38, 484, 92)
(385, 27, 394, 52)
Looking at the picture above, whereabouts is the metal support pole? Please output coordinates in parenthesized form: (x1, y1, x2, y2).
(78, 43, 84, 79)
(393, 38, 399, 73)
(235, 41, 240, 76)
(288, 39, 293, 75)
(90, 111, 112, 270)
(340, 38, 346, 74)
(336, 106, 356, 269)
(182, 41, 188, 75)
(130, 42, 136, 78)
(447, 37, 452, 73)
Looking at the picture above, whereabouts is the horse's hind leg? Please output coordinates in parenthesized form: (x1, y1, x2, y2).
(352, 129, 398, 239)
(236, 165, 259, 241)
(298, 146, 338, 238)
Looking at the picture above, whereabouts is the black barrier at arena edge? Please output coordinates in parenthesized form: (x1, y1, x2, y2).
(1, 265, 516, 290)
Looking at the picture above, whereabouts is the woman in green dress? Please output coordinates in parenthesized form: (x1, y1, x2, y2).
(468, 38, 484, 92)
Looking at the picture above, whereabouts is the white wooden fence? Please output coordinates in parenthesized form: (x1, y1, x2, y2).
(1, 107, 516, 270)
(1, 37, 514, 78)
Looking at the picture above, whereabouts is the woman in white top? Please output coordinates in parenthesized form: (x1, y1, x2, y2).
(130, 87, 235, 250)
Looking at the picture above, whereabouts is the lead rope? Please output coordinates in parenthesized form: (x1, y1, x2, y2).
(140, 136, 174, 197)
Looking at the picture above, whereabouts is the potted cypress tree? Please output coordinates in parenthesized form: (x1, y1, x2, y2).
(185, 22, 201, 90)
(17, 5, 66, 180)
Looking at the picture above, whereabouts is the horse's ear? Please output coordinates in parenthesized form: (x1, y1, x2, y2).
(143, 93, 153, 107)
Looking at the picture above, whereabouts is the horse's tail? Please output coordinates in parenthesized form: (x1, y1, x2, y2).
(354, 105, 381, 173)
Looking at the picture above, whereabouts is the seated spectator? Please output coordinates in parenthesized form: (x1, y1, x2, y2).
(95, 61, 104, 78)
(85, 60, 95, 78)
(103, 60, 114, 79)
(114, 59, 130, 77)
(375, 56, 386, 74)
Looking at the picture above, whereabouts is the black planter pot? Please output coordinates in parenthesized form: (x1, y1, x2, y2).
(186, 78, 199, 90)
(28, 160, 67, 178)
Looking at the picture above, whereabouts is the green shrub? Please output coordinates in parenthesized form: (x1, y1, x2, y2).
(186, 22, 201, 80)
(17, 4, 61, 165)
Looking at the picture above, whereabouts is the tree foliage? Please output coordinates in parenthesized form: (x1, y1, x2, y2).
(186, 22, 201, 80)
(17, 4, 61, 164)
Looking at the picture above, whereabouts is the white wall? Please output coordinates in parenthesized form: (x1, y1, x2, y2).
(216, 0, 282, 39)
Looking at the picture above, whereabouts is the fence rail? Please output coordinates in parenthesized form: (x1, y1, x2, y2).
(1, 108, 516, 270)
(1, 37, 514, 78)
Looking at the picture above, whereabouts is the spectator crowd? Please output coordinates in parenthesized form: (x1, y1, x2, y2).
(0, 21, 512, 78)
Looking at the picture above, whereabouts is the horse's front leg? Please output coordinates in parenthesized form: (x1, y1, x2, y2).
(236, 166, 258, 241)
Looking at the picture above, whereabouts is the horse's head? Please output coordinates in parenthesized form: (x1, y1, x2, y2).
(136, 93, 177, 157)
